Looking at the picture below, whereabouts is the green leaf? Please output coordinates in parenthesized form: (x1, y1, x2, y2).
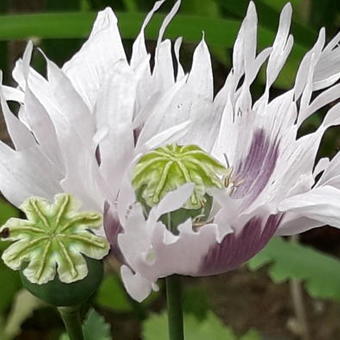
(248, 237, 340, 301)
(0, 199, 19, 253)
(0, 12, 237, 43)
(0, 194, 109, 285)
(0, 10, 310, 89)
(240, 329, 262, 340)
(96, 274, 133, 312)
(217, 0, 316, 47)
(143, 311, 261, 340)
(0, 262, 21, 313)
(181, 0, 229, 64)
(60, 309, 111, 340)
(0, 10, 306, 52)
(0, 200, 21, 313)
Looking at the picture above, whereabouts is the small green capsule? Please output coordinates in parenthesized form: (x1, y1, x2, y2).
(132, 144, 227, 210)
(21, 257, 103, 306)
(0, 194, 110, 286)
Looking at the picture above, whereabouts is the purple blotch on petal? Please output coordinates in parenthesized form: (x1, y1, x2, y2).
(104, 201, 124, 263)
(198, 214, 283, 276)
(233, 129, 279, 202)
(133, 127, 142, 145)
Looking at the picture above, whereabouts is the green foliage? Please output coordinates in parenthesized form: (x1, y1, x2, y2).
(0, 4, 313, 89)
(60, 309, 111, 340)
(0, 263, 21, 313)
(181, 0, 229, 64)
(96, 274, 133, 312)
(218, 0, 316, 46)
(248, 237, 340, 301)
(0, 200, 18, 226)
(182, 286, 210, 320)
(0, 200, 21, 313)
(143, 311, 261, 340)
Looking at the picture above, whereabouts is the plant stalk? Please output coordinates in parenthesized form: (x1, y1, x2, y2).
(166, 275, 184, 340)
(58, 306, 84, 340)
(290, 235, 310, 340)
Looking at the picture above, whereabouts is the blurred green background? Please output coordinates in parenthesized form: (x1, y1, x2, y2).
(0, 0, 340, 339)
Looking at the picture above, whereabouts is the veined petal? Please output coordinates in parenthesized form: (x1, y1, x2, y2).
(23, 87, 64, 169)
(2, 85, 24, 103)
(121, 265, 154, 302)
(130, 0, 165, 68)
(187, 38, 213, 101)
(63, 8, 127, 109)
(96, 61, 135, 197)
(317, 151, 340, 188)
(279, 186, 340, 229)
(174, 37, 185, 81)
(276, 213, 323, 236)
(0, 143, 62, 207)
(0, 78, 36, 151)
(45, 57, 95, 146)
(198, 214, 282, 275)
(153, 40, 175, 92)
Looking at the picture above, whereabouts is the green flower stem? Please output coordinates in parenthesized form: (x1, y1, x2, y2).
(166, 275, 184, 340)
(58, 305, 84, 340)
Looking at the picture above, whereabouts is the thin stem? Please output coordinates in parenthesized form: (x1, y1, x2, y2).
(58, 306, 84, 340)
(166, 275, 184, 340)
(289, 235, 310, 340)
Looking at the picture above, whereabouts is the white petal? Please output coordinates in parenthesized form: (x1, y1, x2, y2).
(141, 120, 191, 152)
(46, 57, 95, 145)
(317, 151, 340, 188)
(187, 39, 213, 100)
(313, 157, 330, 179)
(130, 0, 165, 68)
(156, 0, 181, 48)
(303, 84, 340, 122)
(62, 8, 127, 109)
(120, 265, 153, 302)
(152, 39, 175, 91)
(265, 3, 293, 87)
(152, 183, 194, 220)
(0, 142, 62, 207)
(279, 186, 340, 228)
(0, 82, 36, 150)
(174, 37, 185, 81)
(2, 85, 24, 102)
(276, 213, 323, 236)
(24, 87, 64, 168)
(96, 61, 135, 197)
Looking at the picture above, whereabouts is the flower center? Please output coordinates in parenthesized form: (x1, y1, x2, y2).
(132, 144, 228, 210)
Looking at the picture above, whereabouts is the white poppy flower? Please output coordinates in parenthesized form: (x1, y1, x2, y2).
(1, 1, 340, 300)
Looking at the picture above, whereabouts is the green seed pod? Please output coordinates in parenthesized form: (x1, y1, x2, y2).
(0, 194, 110, 306)
(21, 257, 103, 306)
(132, 144, 227, 211)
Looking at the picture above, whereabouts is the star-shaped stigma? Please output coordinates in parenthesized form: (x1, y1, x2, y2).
(0, 194, 110, 285)
(133, 144, 227, 210)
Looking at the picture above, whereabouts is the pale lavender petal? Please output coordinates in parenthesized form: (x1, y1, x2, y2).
(198, 214, 282, 275)
(233, 129, 279, 201)
(103, 202, 124, 262)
